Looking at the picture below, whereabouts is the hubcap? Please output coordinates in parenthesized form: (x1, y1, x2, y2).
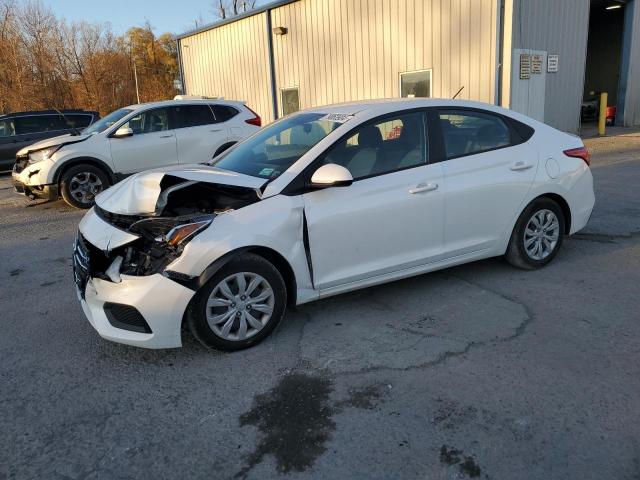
(206, 272, 275, 341)
(69, 172, 103, 204)
(524, 209, 560, 260)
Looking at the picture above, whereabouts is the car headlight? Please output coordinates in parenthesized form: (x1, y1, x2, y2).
(165, 218, 213, 246)
(28, 146, 61, 164)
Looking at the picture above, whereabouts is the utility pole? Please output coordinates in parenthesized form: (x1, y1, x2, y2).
(133, 61, 140, 104)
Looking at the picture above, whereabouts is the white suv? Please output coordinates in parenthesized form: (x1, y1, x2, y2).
(12, 99, 261, 208)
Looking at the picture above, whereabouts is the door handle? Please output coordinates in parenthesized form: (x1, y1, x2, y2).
(210, 129, 222, 132)
(159, 134, 173, 138)
(510, 161, 533, 171)
(409, 182, 438, 194)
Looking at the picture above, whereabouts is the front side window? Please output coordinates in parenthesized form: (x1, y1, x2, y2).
(212, 113, 341, 179)
(83, 108, 132, 134)
(438, 110, 511, 158)
(172, 105, 215, 128)
(281, 87, 300, 116)
(400, 69, 432, 98)
(14, 115, 64, 135)
(324, 112, 427, 180)
(122, 108, 171, 134)
(0, 119, 15, 137)
(65, 114, 93, 129)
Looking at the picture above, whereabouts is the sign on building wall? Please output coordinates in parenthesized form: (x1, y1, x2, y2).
(531, 55, 543, 74)
(547, 55, 559, 73)
(520, 54, 531, 79)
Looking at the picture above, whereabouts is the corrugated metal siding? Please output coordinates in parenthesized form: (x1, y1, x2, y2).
(179, 12, 274, 122)
(511, 0, 590, 133)
(179, 0, 499, 124)
(622, 0, 640, 126)
(270, 0, 498, 113)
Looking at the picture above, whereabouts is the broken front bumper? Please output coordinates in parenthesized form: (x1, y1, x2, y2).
(12, 160, 58, 201)
(77, 274, 194, 349)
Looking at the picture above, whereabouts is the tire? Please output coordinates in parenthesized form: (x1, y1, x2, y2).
(505, 197, 565, 270)
(60, 164, 110, 209)
(187, 253, 287, 351)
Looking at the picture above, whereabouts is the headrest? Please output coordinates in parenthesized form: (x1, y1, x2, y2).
(358, 125, 383, 148)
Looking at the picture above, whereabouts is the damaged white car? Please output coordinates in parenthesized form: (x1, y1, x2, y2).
(74, 99, 595, 350)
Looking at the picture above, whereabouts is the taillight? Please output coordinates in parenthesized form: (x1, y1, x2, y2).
(244, 106, 262, 127)
(563, 146, 591, 166)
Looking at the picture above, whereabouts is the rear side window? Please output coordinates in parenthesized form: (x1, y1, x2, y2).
(438, 110, 511, 158)
(172, 105, 216, 128)
(65, 114, 93, 129)
(14, 115, 64, 135)
(0, 119, 15, 137)
(212, 105, 239, 122)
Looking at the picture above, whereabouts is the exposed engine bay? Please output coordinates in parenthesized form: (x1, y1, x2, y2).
(76, 175, 263, 286)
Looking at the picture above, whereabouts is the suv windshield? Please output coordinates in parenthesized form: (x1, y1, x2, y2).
(82, 108, 132, 135)
(212, 113, 342, 179)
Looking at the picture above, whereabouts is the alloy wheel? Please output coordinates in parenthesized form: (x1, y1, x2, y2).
(523, 209, 560, 260)
(206, 272, 275, 341)
(69, 172, 103, 204)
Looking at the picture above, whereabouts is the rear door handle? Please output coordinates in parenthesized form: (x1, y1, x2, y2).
(159, 134, 174, 138)
(409, 182, 438, 194)
(210, 129, 223, 132)
(510, 161, 533, 171)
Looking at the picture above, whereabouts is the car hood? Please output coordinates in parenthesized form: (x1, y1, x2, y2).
(16, 133, 92, 156)
(95, 165, 267, 215)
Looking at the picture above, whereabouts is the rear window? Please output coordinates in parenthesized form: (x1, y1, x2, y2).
(212, 105, 239, 122)
(65, 114, 93, 129)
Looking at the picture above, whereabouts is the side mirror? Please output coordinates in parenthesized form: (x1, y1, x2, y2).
(113, 127, 133, 138)
(310, 163, 353, 188)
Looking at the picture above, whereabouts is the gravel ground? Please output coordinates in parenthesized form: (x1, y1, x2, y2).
(1, 130, 639, 480)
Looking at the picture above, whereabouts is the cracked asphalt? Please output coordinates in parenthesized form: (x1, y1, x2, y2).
(1, 130, 639, 480)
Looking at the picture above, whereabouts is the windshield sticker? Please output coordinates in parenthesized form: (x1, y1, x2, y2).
(319, 113, 354, 124)
(259, 167, 275, 177)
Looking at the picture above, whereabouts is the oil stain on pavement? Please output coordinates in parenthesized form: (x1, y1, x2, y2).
(235, 372, 335, 478)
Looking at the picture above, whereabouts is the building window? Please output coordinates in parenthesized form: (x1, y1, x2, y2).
(281, 87, 300, 116)
(400, 69, 432, 98)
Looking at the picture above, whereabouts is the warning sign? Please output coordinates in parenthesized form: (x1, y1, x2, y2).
(520, 54, 531, 79)
(531, 54, 543, 74)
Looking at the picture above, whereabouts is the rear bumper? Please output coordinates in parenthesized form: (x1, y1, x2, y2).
(78, 274, 195, 349)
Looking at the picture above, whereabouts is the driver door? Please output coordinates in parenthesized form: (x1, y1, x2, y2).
(302, 112, 445, 290)
(108, 107, 178, 174)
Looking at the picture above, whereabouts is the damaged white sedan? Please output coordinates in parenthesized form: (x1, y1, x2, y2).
(74, 99, 595, 350)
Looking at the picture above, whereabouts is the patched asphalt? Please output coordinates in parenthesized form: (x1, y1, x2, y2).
(1, 130, 639, 479)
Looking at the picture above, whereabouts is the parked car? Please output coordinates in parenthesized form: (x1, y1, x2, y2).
(0, 110, 99, 172)
(12, 99, 261, 208)
(73, 99, 595, 351)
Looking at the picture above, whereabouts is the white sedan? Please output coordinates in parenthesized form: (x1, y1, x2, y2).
(73, 99, 595, 351)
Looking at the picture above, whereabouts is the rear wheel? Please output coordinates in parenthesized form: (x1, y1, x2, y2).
(505, 197, 565, 270)
(187, 253, 287, 351)
(60, 164, 110, 209)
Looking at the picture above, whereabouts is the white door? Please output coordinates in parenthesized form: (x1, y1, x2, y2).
(437, 109, 538, 256)
(302, 112, 445, 289)
(109, 107, 178, 174)
(171, 104, 228, 164)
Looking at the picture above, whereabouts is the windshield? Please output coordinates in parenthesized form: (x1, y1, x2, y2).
(82, 108, 133, 135)
(212, 113, 342, 179)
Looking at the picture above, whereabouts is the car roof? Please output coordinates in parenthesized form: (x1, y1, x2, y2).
(298, 98, 516, 117)
(0, 109, 98, 118)
(121, 99, 247, 111)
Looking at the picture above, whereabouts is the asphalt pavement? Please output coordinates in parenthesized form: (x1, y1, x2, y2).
(1, 130, 639, 479)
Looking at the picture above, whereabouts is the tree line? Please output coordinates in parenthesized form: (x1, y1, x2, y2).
(0, 0, 179, 116)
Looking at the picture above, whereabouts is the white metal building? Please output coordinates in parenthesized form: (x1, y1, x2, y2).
(177, 0, 640, 133)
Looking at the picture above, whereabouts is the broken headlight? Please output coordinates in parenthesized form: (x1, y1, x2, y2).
(129, 215, 214, 246)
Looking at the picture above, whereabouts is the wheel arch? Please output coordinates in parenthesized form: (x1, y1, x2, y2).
(183, 245, 298, 307)
(53, 157, 117, 186)
(534, 193, 572, 234)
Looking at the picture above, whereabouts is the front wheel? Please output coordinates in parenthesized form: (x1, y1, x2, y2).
(60, 164, 110, 209)
(505, 198, 565, 270)
(187, 253, 287, 351)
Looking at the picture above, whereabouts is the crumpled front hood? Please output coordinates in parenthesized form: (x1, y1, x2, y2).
(16, 133, 91, 156)
(95, 164, 267, 215)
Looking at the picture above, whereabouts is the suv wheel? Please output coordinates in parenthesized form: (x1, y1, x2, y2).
(60, 164, 110, 209)
(187, 253, 287, 351)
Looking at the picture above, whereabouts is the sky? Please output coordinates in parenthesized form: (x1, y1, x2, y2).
(44, 0, 267, 36)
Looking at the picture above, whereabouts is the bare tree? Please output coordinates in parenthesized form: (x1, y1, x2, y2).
(214, 0, 257, 19)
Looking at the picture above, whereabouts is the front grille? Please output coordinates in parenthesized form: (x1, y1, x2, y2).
(103, 303, 152, 333)
(72, 233, 91, 297)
